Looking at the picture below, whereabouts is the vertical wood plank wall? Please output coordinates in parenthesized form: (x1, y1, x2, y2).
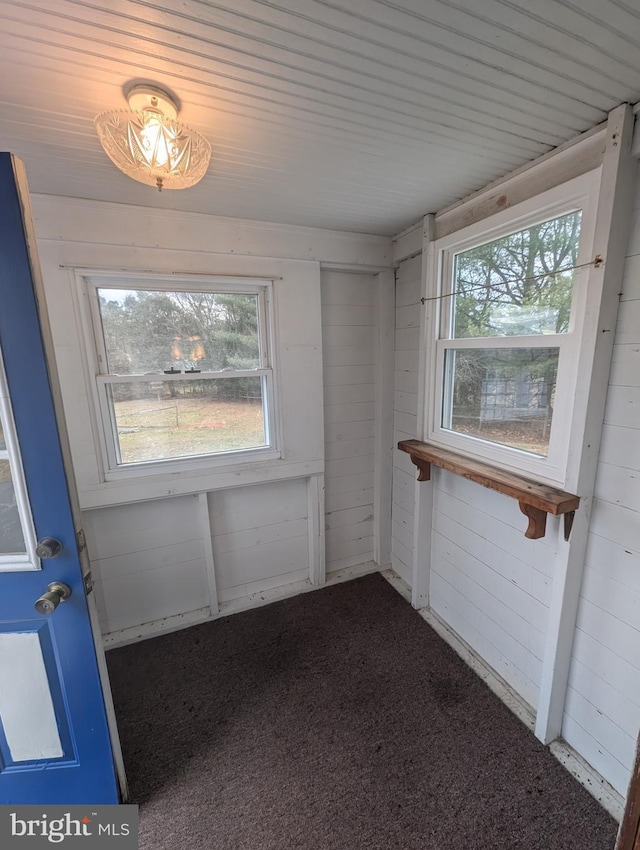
(84, 496, 210, 635)
(391, 255, 421, 586)
(209, 479, 310, 604)
(560, 177, 640, 797)
(429, 475, 553, 709)
(321, 271, 377, 574)
(83, 479, 313, 635)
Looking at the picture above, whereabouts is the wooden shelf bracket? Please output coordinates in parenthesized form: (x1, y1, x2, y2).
(519, 501, 547, 540)
(398, 439, 580, 541)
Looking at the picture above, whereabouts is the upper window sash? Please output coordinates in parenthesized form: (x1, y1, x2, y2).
(436, 173, 598, 332)
(442, 209, 583, 342)
(87, 276, 272, 378)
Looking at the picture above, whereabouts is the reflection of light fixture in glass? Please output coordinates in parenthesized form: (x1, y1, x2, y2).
(171, 337, 183, 360)
(188, 336, 205, 361)
(95, 85, 211, 191)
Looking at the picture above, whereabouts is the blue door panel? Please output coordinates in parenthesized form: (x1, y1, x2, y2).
(0, 153, 118, 804)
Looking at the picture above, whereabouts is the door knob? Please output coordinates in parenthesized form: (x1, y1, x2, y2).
(35, 582, 72, 616)
(36, 537, 63, 559)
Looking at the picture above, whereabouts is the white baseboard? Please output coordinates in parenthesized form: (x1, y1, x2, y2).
(381, 566, 412, 603)
(381, 568, 624, 822)
(104, 560, 380, 650)
(550, 740, 624, 822)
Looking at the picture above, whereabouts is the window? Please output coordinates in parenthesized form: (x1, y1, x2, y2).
(0, 348, 39, 570)
(85, 275, 277, 476)
(427, 172, 599, 485)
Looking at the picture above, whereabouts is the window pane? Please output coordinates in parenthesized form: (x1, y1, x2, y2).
(452, 211, 582, 338)
(97, 288, 261, 374)
(0, 460, 26, 554)
(107, 377, 267, 465)
(0, 419, 5, 451)
(443, 348, 559, 456)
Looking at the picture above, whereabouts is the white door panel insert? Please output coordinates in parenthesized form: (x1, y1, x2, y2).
(0, 632, 63, 761)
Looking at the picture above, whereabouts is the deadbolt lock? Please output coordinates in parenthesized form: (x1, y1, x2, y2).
(36, 537, 62, 559)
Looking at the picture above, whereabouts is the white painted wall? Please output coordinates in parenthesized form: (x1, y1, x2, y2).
(429, 473, 552, 709)
(560, 176, 640, 797)
(210, 478, 309, 604)
(391, 254, 421, 587)
(322, 271, 377, 574)
(31, 196, 391, 642)
(84, 495, 210, 635)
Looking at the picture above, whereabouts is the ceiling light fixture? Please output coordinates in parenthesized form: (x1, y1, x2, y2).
(94, 84, 211, 191)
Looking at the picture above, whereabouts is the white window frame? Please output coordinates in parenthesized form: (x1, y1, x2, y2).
(79, 272, 281, 481)
(425, 170, 601, 486)
(0, 347, 40, 571)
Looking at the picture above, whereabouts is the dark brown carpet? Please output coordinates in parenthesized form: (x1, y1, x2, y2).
(106, 573, 618, 849)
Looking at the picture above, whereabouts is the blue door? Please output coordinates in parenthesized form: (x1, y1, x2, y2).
(0, 154, 119, 804)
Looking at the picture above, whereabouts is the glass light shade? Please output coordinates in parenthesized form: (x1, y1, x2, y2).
(94, 107, 211, 191)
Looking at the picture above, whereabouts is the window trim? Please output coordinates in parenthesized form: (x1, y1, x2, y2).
(425, 170, 601, 487)
(0, 347, 40, 571)
(79, 271, 281, 481)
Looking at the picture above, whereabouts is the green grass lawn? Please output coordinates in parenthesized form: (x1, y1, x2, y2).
(114, 396, 265, 463)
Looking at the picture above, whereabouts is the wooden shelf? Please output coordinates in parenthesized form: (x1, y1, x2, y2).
(397, 439, 580, 540)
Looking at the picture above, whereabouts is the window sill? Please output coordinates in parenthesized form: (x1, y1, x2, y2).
(78, 456, 324, 509)
(397, 439, 579, 540)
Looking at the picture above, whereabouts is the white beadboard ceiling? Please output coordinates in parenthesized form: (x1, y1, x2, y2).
(1, 0, 640, 235)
